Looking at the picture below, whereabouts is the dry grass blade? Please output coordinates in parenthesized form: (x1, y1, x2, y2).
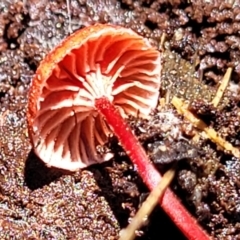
(172, 97, 240, 158)
(66, 0, 72, 33)
(211, 67, 232, 107)
(119, 168, 175, 240)
(159, 33, 166, 51)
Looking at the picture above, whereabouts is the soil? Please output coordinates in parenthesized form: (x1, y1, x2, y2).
(0, 0, 240, 239)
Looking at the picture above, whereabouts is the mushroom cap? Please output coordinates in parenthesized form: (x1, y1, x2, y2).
(27, 24, 161, 171)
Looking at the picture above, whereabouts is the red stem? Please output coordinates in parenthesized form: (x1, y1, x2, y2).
(95, 96, 210, 240)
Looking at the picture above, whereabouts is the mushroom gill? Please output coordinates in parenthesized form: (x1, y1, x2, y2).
(27, 24, 161, 171)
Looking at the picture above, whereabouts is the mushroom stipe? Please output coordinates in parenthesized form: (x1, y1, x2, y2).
(27, 24, 210, 239)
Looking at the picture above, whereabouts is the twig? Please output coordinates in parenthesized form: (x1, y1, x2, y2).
(159, 33, 166, 51)
(119, 167, 175, 240)
(212, 67, 232, 107)
(66, 0, 72, 34)
(172, 96, 240, 158)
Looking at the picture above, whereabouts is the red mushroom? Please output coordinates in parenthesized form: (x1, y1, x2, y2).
(27, 24, 210, 240)
(27, 24, 160, 171)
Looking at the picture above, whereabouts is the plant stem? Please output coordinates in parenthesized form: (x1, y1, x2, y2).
(95, 96, 210, 240)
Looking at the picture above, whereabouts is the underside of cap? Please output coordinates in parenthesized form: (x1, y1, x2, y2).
(27, 24, 161, 171)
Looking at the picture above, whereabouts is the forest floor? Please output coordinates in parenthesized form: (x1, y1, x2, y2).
(0, 0, 240, 239)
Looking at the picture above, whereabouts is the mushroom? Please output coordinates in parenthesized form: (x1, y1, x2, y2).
(27, 24, 161, 171)
(27, 24, 210, 240)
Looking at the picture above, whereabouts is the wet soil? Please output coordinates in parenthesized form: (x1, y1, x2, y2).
(0, 0, 240, 239)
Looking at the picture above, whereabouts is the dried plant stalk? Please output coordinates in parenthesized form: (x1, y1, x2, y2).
(211, 67, 232, 107)
(119, 168, 175, 240)
(172, 96, 240, 158)
(66, 0, 72, 33)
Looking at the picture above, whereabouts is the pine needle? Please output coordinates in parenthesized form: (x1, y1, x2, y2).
(212, 67, 232, 107)
(119, 168, 175, 240)
(66, 0, 72, 34)
(172, 96, 240, 159)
